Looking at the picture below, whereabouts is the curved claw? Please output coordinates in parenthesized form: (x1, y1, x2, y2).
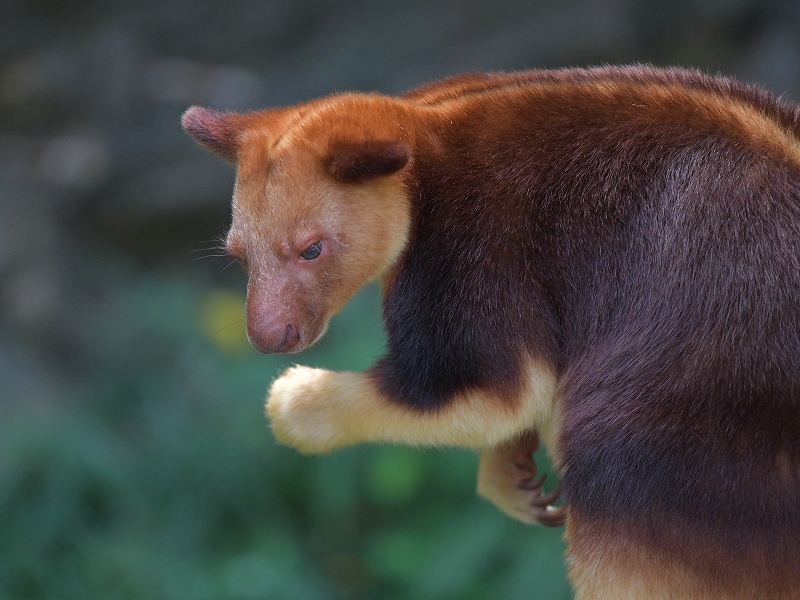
(515, 462, 565, 527)
(517, 473, 546, 490)
(536, 505, 567, 527)
(477, 430, 567, 528)
(531, 483, 562, 507)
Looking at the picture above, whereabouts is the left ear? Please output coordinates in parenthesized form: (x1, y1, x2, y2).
(327, 140, 411, 183)
(181, 106, 245, 162)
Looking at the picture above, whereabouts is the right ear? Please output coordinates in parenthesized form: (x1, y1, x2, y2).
(181, 106, 244, 162)
(327, 139, 411, 183)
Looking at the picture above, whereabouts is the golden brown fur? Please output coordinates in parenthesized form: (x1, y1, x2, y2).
(268, 358, 556, 452)
(183, 66, 800, 599)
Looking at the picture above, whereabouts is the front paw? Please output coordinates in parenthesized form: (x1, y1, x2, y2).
(266, 365, 343, 453)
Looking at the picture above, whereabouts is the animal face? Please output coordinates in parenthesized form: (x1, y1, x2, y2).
(182, 101, 413, 353)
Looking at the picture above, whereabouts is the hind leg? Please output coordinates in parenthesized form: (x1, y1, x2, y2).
(477, 431, 566, 526)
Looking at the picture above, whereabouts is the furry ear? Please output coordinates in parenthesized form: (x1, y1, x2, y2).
(181, 106, 243, 162)
(328, 140, 411, 183)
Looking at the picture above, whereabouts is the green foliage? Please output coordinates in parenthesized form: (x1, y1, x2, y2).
(0, 268, 570, 599)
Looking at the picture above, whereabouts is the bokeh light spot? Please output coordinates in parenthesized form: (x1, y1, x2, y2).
(200, 288, 249, 353)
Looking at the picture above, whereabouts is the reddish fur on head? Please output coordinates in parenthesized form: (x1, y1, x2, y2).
(181, 106, 246, 162)
(184, 95, 414, 354)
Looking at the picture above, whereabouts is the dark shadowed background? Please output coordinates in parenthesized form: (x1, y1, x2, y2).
(2, 1, 799, 598)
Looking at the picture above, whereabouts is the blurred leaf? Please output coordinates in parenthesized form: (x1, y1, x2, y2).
(411, 505, 511, 600)
(500, 528, 572, 600)
(367, 528, 426, 580)
(366, 447, 425, 506)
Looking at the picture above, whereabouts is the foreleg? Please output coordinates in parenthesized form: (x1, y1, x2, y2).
(266, 362, 557, 453)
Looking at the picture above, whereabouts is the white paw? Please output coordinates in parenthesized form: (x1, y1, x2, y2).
(266, 365, 342, 453)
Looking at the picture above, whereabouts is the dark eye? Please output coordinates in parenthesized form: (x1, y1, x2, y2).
(300, 241, 323, 261)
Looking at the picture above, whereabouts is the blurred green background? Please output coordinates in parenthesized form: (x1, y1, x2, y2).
(2, 1, 800, 598)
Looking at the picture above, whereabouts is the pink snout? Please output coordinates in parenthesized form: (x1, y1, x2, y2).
(246, 314, 301, 354)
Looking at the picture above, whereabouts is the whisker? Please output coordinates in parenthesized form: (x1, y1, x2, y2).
(190, 253, 228, 263)
(193, 231, 229, 253)
(216, 319, 245, 333)
(194, 238, 226, 251)
(192, 256, 232, 270)
(219, 258, 240, 274)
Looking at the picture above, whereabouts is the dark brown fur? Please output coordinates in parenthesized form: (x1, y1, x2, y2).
(387, 67, 800, 593)
(327, 140, 411, 183)
(184, 65, 800, 598)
